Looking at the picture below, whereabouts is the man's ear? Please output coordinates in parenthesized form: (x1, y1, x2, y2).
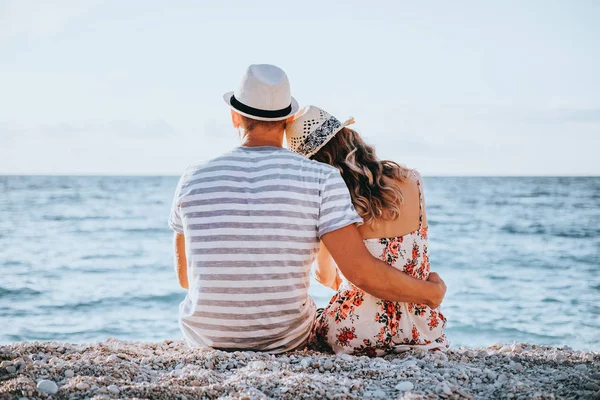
(285, 115, 295, 123)
(231, 110, 241, 128)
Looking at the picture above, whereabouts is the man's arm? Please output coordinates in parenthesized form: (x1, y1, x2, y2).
(174, 233, 188, 289)
(321, 224, 446, 308)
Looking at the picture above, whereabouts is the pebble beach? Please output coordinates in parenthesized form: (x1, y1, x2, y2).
(1, 340, 599, 400)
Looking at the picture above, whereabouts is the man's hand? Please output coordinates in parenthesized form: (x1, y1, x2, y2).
(426, 272, 446, 309)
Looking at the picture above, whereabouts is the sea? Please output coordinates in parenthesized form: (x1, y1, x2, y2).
(1, 176, 599, 350)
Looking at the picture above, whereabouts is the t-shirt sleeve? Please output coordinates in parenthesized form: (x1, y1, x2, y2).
(318, 169, 363, 238)
(168, 174, 186, 234)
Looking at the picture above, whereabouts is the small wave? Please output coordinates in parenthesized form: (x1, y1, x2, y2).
(541, 297, 561, 303)
(2, 260, 28, 267)
(72, 227, 169, 235)
(38, 292, 183, 312)
(552, 230, 598, 239)
(123, 227, 169, 234)
(447, 323, 565, 341)
(81, 254, 125, 260)
(500, 223, 545, 235)
(42, 215, 112, 222)
(0, 287, 42, 298)
(5, 327, 129, 343)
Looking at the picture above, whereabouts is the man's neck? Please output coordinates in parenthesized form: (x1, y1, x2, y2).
(239, 129, 284, 148)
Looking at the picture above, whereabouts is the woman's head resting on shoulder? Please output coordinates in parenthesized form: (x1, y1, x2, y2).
(286, 105, 410, 225)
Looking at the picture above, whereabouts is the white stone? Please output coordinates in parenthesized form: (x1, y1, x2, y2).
(37, 380, 58, 394)
(6, 366, 16, 373)
(372, 389, 386, 398)
(76, 382, 90, 390)
(439, 383, 452, 395)
(513, 363, 525, 373)
(64, 369, 74, 378)
(575, 364, 587, 371)
(340, 354, 353, 361)
(107, 385, 120, 394)
(395, 381, 414, 391)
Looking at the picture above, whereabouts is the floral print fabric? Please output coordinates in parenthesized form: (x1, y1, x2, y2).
(310, 171, 448, 356)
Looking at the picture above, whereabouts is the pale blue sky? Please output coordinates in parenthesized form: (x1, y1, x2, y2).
(0, 0, 598, 175)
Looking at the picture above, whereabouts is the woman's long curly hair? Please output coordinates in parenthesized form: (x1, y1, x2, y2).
(311, 128, 409, 225)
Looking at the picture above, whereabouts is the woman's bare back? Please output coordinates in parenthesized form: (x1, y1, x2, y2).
(358, 171, 427, 240)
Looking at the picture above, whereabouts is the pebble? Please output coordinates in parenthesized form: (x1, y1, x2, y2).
(585, 383, 600, 391)
(36, 380, 58, 394)
(591, 373, 600, 380)
(395, 381, 414, 391)
(340, 354, 353, 361)
(106, 385, 121, 394)
(439, 383, 452, 395)
(372, 389, 386, 398)
(513, 362, 525, 373)
(6, 365, 16, 373)
(575, 364, 588, 371)
(76, 382, 90, 390)
(64, 369, 75, 378)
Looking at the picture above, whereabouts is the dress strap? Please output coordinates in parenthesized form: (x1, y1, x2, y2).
(412, 170, 424, 229)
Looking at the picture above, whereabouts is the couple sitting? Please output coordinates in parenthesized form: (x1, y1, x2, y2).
(168, 64, 448, 356)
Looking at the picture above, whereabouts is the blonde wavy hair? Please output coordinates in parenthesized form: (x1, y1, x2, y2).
(311, 128, 410, 225)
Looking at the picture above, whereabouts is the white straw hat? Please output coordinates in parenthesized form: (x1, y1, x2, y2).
(286, 105, 355, 158)
(223, 64, 299, 122)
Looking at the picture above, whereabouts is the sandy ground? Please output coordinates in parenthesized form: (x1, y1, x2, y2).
(1, 339, 599, 399)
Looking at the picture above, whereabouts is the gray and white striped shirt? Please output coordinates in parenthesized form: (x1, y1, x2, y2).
(168, 146, 362, 353)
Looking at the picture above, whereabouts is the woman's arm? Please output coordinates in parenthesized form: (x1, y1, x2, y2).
(315, 241, 342, 290)
(174, 232, 188, 289)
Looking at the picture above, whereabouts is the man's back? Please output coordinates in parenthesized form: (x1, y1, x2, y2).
(169, 145, 362, 353)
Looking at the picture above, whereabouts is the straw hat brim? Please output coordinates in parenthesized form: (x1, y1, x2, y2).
(223, 91, 299, 122)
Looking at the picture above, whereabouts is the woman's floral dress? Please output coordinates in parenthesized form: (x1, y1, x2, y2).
(310, 171, 449, 356)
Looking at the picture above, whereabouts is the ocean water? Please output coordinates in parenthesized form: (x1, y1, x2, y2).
(1, 176, 599, 350)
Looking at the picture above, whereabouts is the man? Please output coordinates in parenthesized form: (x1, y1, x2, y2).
(168, 64, 446, 353)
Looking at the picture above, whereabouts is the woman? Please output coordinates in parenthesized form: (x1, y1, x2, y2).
(286, 106, 448, 356)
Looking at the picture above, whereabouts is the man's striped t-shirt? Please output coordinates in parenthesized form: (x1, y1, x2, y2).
(168, 146, 362, 353)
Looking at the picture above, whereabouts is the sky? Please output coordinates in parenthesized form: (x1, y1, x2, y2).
(0, 0, 599, 176)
